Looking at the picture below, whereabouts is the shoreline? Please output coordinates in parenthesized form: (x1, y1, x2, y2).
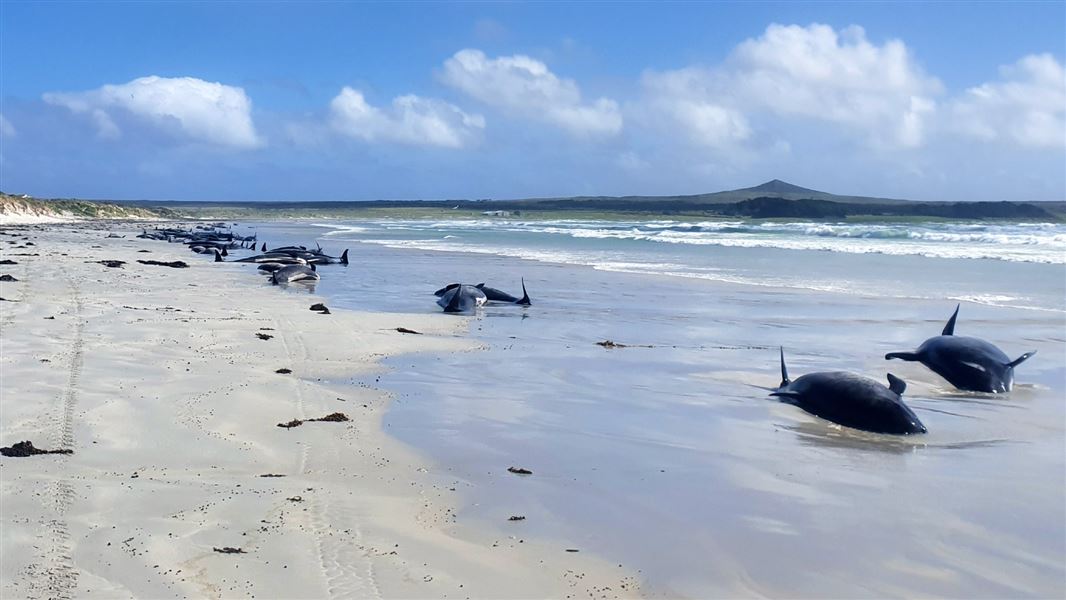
(0, 222, 644, 599)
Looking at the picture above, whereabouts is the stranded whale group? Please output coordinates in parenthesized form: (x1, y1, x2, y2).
(771, 304, 1034, 435)
(138, 224, 1036, 439)
(139, 225, 348, 288)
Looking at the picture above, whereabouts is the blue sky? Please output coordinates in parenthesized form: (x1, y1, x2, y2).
(1, 1, 1063, 202)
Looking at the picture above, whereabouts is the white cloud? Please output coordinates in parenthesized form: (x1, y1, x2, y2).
(641, 23, 942, 149)
(950, 53, 1065, 148)
(0, 114, 16, 138)
(640, 68, 751, 149)
(43, 76, 262, 148)
(440, 49, 622, 137)
(329, 87, 484, 148)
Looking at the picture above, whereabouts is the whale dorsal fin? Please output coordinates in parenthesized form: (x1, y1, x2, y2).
(517, 278, 531, 306)
(778, 347, 791, 388)
(1008, 351, 1036, 368)
(942, 304, 960, 336)
(887, 373, 906, 395)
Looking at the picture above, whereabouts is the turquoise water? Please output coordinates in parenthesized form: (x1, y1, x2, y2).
(243, 218, 1065, 598)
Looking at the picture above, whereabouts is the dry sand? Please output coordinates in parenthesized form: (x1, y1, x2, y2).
(0, 224, 643, 599)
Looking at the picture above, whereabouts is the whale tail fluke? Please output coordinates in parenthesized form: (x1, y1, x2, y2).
(1008, 351, 1036, 368)
(778, 347, 791, 388)
(516, 278, 531, 306)
(340, 249, 349, 265)
(214, 249, 223, 263)
(942, 304, 960, 336)
(444, 286, 463, 313)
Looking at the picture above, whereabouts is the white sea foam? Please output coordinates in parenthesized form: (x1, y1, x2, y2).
(321, 216, 1066, 267)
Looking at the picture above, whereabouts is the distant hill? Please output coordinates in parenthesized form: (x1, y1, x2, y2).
(519, 179, 912, 206)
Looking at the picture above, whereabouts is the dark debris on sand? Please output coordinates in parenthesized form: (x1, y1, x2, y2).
(256, 333, 274, 340)
(277, 412, 350, 429)
(259, 473, 286, 478)
(1, 441, 73, 457)
(212, 547, 246, 554)
(0, 260, 17, 265)
(310, 412, 349, 422)
(91, 260, 126, 268)
(596, 339, 654, 349)
(310, 303, 331, 314)
(275, 368, 292, 374)
(395, 327, 422, 335)
(137, 260, 189, 268)
(508, 515, 526, 521)
(507, 467, 533, 475)
(0, 274, 17, 281)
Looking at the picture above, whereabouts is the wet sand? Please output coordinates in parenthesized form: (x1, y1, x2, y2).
(243, 221, 1063, 599)
(0, 223, 643, 599)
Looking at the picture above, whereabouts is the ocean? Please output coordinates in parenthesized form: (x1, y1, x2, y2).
(240, 216, 1065, 598)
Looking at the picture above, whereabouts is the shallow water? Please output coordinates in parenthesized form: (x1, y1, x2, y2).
(237, 219, 1064, 598)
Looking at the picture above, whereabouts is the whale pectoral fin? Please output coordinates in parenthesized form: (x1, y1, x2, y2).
(1008, 351, 1036, 368)
(942, 304, 960, 336)
(434, 283, 460, 297)
(769, 390, 800, 405)
(885, 352, 919, 361)
(887, 373, 907, 395)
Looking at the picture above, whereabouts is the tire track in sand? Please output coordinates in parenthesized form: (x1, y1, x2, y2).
(276, 315, 382, 599)
(22, 264, 84, 599)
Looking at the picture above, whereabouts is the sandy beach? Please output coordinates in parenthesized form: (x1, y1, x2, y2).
(0, 223, 643, 599)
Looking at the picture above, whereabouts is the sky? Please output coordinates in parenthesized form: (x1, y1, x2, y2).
(1, 1, 1064, 202)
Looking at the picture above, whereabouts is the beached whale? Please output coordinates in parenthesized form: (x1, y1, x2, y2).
(221, 251, 307, 265)
(434, 280, 531, 305)
(304, 249, 349, 265)
(271, 263, 319, 284)
(437, 284, 487, 313)
(885, 305, 1035, 393)
(771, 349, 927, 435)
(477, 280, 531, 305)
